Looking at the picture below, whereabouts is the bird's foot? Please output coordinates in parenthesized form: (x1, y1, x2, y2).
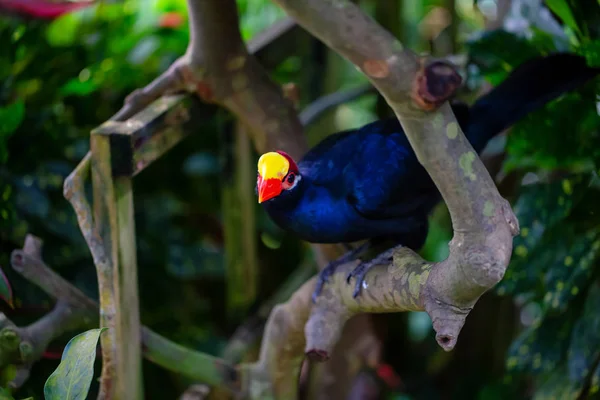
(346, 247, 397, 298)
(311, 241, 372, 303)
(312, 262, 338, 303)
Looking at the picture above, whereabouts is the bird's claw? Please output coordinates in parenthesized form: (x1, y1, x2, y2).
(312, 262, 336, 303)
(311, 242, 372, 303)
(345, 247, 397, 298)
(346, 264, 368, 298)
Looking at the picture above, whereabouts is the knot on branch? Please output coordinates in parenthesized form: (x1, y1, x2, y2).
(412, 59, 462, 111)
(362, 59, 390, 79)
(462, 244, 509, 290)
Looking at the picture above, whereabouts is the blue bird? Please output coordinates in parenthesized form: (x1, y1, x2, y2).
(255, 53, 600, 301)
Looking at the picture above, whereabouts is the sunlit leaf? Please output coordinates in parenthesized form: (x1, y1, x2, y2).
(0, 266, 14, 309)
(545, 0, 581, 38)
(44, 328, 106, 400)
(45, 13, 81, 47)
(0, 100, 25, 138)
(59, 78, 99, 97)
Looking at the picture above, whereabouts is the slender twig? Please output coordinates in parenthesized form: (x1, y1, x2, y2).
(4, 234, 242, 393)
(1, 236, 97, 389)
(0, 300, 88, 389)
(299, 84, 375, 126)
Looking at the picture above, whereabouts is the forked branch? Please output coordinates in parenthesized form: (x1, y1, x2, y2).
(262, 0, 518, 356)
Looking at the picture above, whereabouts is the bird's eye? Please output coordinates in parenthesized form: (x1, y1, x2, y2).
(282, 172, 295, 190)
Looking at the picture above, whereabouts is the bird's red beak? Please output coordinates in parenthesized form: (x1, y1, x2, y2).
(257, 175, 282, 203)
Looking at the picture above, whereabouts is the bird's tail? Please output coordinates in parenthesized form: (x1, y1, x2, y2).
(465, 52, 600, 153)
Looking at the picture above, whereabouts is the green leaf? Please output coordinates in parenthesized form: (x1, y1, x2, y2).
(0, 99, 25, 163)
(59, 78, 99, 97)
(545, 0, 581, 38)
(533, 365, 583, 400)
(542, 227, 600, 313)
(506, 306, 576, 375)
(45, 13, 81, 47)
(568, 282, 600, 382)
(0, 100, 25, 137)
(578, 39, 600, 67)
(44, 328, 107, 400)
(467, 30, 545, 85)
(0, 387, 14, 400)
(0, 266, 14, 309)
(505, 89, 600, 169)
(497, 175, 590, 295)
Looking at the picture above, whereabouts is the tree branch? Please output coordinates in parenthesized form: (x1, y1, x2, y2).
(3, 234, 241, 393)
(111, 0, 341, 269)
(54, 0, 516, 397)
(263, 0, 518, 347)
(222, 2, 521, 396)
(1, 235, 97, 389)
(298, 83, 374, 126)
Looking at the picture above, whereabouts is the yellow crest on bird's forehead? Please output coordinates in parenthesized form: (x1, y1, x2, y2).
(258, 152, 289, 180)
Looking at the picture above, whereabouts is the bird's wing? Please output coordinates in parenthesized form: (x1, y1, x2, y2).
(342, 104, 471, 219)
(298, 129, 357, 187)
(299, 117, 438, 219)
(344, 131, 438, 219)
(299, 117, 406, 185)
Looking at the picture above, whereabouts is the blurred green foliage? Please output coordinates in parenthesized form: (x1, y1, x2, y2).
(465, 1, 600, 399)
(0, 0, 600, 399)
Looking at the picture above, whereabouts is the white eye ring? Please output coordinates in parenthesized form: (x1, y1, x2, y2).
(283, 173, 301, 190)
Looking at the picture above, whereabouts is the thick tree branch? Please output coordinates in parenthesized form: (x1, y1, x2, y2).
(111, 0, 341, 269)
(264, 0, 518, 354)
(188, 0, 307, 158)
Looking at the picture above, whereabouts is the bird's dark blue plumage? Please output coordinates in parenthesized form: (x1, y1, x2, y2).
(257, 52, 600, 299)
